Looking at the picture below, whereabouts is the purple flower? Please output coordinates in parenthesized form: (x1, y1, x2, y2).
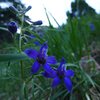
(33, 20, 43, 25)
(89, 23, 95, 31)
(34, 41, 41, 46)
(29, 34, 35, 39)
(24, 42, 57, 74)
(8, 21, 18, 34)
(42, 58, 74, 92)
(28, 34, 41, 46)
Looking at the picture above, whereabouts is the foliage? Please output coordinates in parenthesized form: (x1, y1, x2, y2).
(0, 0, 29, 43)
(67, 0, 96, 19)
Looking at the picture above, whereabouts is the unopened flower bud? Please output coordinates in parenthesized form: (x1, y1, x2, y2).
(8, 21, 18, 34)
(9, 6, 19, 14)
(33, 20, 43, 25)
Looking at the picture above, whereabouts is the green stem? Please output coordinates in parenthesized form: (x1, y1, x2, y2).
(24, 82, 28, 100)
(20, 60, 24, 80)
(19, 16, 24, 80)
(19, 15, 27, 99)
(19, 16, 24, 52)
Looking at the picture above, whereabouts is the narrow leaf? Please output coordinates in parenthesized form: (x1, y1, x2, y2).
(0, 53, 29, 62)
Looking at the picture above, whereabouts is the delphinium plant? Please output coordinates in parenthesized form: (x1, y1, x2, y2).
(0, 4, 100, 100)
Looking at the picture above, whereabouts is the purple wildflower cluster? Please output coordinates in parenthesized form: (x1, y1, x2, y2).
(7, 21, 74, 92)
(24, 42, 74, 92)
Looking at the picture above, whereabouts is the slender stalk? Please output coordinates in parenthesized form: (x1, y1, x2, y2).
(19, 16, 24, 52)
(20, 60, 24, 79)
(19, 15, 28, 99)
(19, 15, 24, 80)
